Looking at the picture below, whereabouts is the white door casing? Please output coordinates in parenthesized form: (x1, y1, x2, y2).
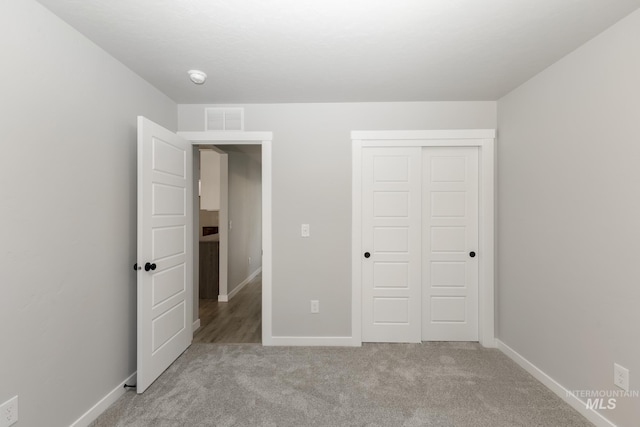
(177, 130, 274, 345)
(137, 117, 193, 393)
(361, 147, 422, 343)
(218, 151, 229, 301)
(351, 130, 495, 347)
(422, 147, 479, 341)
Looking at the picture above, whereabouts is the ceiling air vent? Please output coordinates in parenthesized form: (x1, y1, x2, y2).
(205, 108, 244, 131)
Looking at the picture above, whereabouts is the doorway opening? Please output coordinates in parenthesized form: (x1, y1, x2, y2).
(194, 144, 263, 344)
(178, 129, 273, 346)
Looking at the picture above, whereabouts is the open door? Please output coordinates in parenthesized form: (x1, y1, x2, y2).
(137, 116, 193, 393)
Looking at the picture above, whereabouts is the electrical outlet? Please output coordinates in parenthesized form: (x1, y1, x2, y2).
(614, 363, 629, 392)
(310, 300, 319, 314)
(0, 396, 18, 427)
(248, 256, 251, 265)
(301, 224, 310, 238)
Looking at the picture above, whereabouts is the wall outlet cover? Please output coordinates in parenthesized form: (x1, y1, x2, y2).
(614, 363, 630, 392)
(0, 396, 18, 427)
(310, 300, 319, 313)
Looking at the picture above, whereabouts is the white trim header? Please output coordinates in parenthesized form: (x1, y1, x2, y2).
(351, 129, 495, 140)
(178, 131, 273, 142)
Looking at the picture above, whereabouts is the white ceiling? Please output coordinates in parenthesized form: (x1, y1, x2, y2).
(36, 0, 640, 104)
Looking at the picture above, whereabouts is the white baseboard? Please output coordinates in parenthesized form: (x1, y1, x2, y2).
(480, 337, 498, 349)
(218, 294, 228, 302)
(268, 336, 361, 347)
(193, 318, 201, 332)
(70, 371, 136, 427)
(497, 340, 616, 427)
(226, 267, 262, 301)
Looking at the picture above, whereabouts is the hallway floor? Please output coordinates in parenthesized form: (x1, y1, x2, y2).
(193, 273, 262, 343)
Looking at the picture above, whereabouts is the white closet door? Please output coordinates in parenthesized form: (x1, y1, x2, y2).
(362, 147, 422, 343)
(422, 147, 478, 341)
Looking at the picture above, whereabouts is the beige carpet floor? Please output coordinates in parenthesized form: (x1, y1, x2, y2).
(90, 342, 592, 427)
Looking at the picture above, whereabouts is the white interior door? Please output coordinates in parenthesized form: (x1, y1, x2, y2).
(422, 147, 478, 341)
(362, 147, 421, 343)
(137, 116, 192, 393)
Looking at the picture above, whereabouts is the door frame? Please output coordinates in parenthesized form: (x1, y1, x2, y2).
(351, 129, 496, 348)
(179, 131, 274, 345)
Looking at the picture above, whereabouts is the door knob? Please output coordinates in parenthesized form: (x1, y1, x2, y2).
(364, 252, 371, 258)
(144, 262, 157, 271)
(133, 263, 138, 271)
(469, 251, 476, 258)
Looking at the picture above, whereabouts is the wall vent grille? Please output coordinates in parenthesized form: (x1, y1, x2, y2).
(205, 108, 244, 131)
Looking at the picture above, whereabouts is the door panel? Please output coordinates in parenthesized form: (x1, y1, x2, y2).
(152, 302, 186, 352)
(362, 147, 421, 343)
(152, 265, 186, 306)
(138, 117, 192, 393)
(431, 262, 466, 287)
(374, 262, 409, 288)
(422, 147, 478, 341)
(430, 297, 466, 321)
(152, 184, 186, 215)
(373, 227, 410, 252)
(430, 227, 466, 252)
(374, 298, 410, 323)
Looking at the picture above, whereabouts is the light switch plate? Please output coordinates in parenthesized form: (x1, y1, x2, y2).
(301, 224, 310, 237)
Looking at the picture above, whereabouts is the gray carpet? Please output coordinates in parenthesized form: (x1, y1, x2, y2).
(91, 343, 592, 427)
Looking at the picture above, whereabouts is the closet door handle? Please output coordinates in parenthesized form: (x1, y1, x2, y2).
(364, 252, 371, 259)
(144, 262, 157, 271)
(469, 251, 476, 258)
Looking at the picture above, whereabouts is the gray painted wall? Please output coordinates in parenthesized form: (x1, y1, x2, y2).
(0, 1, 177, 426)
(179, 102, 497, 336)
(226, 148, 263, 293)
(498, 9, 640, 427)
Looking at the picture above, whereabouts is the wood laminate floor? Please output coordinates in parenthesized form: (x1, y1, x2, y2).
(194, 273, 261, 343)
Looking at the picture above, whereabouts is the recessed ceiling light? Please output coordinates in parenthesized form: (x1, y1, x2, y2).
(188, 70, 207, 85)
